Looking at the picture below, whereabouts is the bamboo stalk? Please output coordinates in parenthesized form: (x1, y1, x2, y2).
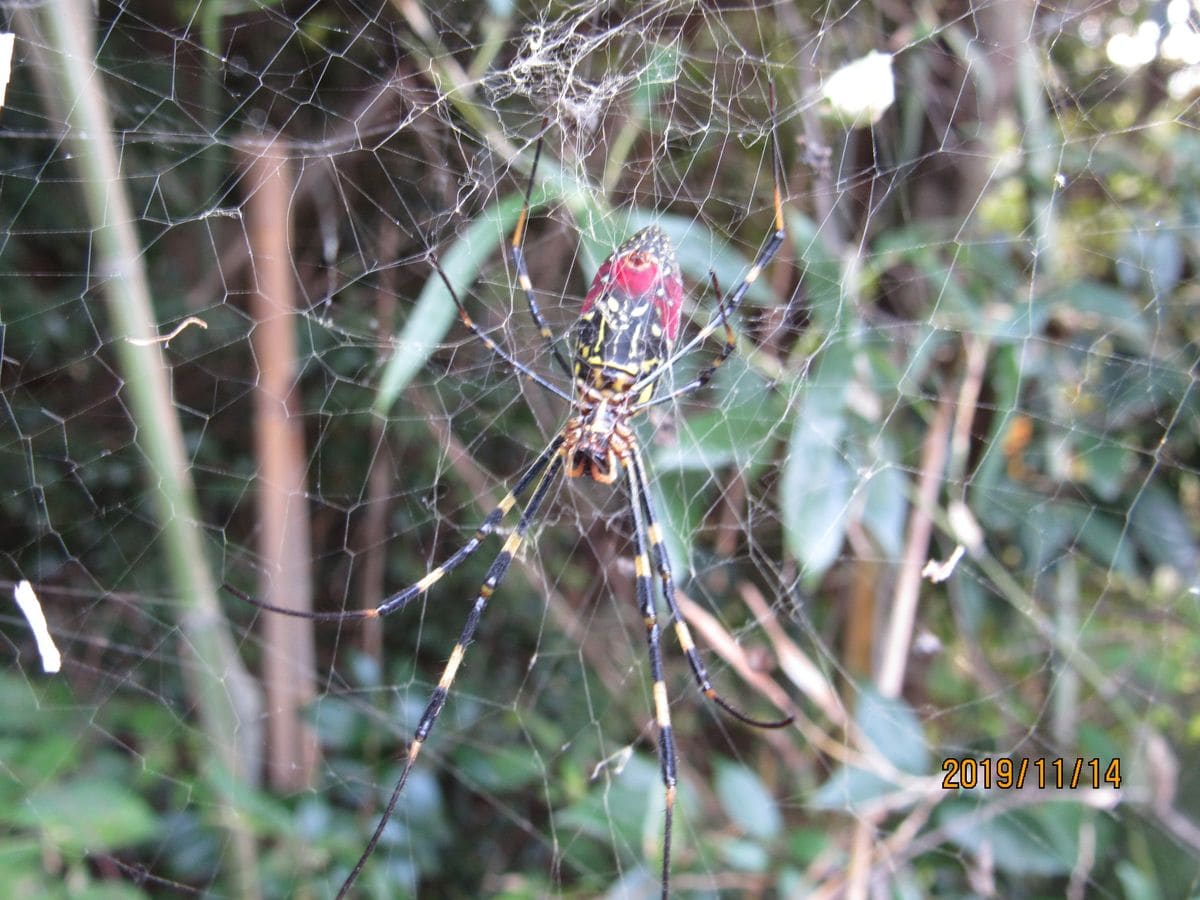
(244, 138, 319, 792)
(36, 2, 263, 894)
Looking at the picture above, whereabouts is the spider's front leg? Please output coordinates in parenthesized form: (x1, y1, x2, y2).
(334, 447, 567, 899)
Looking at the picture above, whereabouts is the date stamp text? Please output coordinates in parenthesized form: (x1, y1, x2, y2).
(941, 756, 1122, 790)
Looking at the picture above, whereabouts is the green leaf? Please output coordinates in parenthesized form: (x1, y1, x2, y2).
(374, 191, 525, 416)
(455, 744, 544, 793)
(808, 761, 895, 811)
(633, 43, 680, 106)
(1038, 280, 1156, 351)
(310, 696, 367, 752)
(365, 766, 447, 856)
(781, 437, 853, 584)
(787, 828, 829, 865)
(601, 44, 680, 191)
(1129, 483, 1199, 581)
(16, 779, 158, 855)
(375, 148, 597, 416)
(937, 801, 1087, 877)
(999, 499, 1138, 577)
(810, 688, 927, 811)
(557, 752, 658, 848)
(718, 836, 770, 872)
(1116, 860, 1161, 900)
(556, 752, 697, 880)
(1064, 506, 1139, 575)
(866, 226, 978, 328)
(787, 208, 844, 332)
(1070, 432, 1133, 502)
(860, 457, 908, 559)
(0, 841, 59, 899)
(776, 869, 817, 897)
(1117, 229, 1185, 298)
(152, 812, 220, 883)
(714, 759, 783, 840)
(856, 688, 928, 774)
(956, 569, 988, 637)
(603, 869, 659, 900)
(651, 362, 786, 479)
(780, 340, 855, 584)
(651, 469, 705, 578)
(203, 756, 296, 838)
(969, 344, 1022, 503)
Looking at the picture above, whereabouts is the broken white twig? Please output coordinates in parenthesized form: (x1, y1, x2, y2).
(13, 580, 62, 673)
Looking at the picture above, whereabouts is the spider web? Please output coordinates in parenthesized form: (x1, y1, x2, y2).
(2, 1, 1199, 897)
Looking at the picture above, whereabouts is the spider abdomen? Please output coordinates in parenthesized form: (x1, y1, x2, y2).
(573, 225, 682, 401)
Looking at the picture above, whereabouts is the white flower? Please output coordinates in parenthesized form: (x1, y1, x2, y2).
(822, 50, 895, 126)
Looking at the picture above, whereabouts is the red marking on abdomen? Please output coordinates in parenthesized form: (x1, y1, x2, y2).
(656, 270, 683, 341)
(611, 255, 658, 295)
(581, 260, 611, 316)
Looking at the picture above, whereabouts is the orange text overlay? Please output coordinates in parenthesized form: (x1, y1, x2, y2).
(941, 756, 1122, 791)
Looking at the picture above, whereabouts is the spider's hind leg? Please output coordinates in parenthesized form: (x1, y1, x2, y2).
(629, 444, 794, 731)
(622, 449, 678, 900)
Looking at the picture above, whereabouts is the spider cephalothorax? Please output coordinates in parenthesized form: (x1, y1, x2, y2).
(562, 392, 633, 484)
(565, 225, 683, 483)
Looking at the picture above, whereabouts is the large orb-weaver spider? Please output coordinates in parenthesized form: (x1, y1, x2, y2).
(229, 85, 793, 898)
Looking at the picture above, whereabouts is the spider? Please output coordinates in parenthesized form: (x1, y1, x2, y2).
(228, 85, 792, 899)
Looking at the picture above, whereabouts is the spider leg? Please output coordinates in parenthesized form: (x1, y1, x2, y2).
(631, 81, 786, 399)
(335, 447, 566, 900)
(224, 435, 566, 621)
(430, 258, 573, 403)
(622, 448, 677, 900)
(629, 443, 794, 730)
(511, 127, 573, 379)
(632, 271, 734, 413)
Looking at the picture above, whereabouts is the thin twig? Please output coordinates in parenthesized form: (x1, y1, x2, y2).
(878, 388, 954, 697)
(737, 582, 847, 729)
(848, 384, 953, 900)
(125, 316, 208, 346)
